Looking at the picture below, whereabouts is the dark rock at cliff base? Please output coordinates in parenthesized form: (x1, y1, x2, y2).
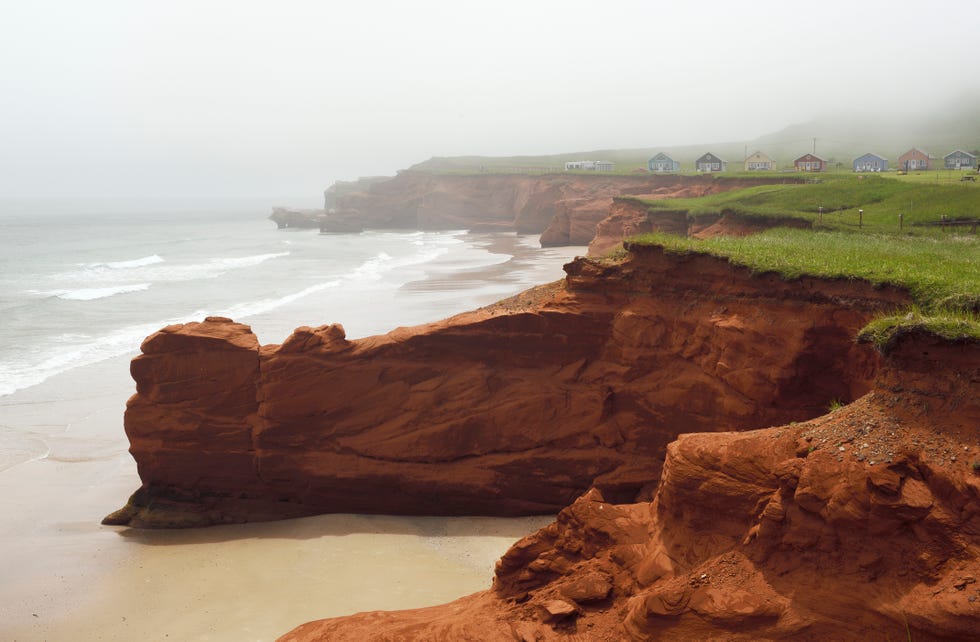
(318, 208, 363, 233)
(269, 207, 324, 229)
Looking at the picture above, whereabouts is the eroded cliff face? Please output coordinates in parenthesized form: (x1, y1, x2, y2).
(328, 172, 787, 247)
(588, 198, 813, 256)
(279, 333, 980, 641)
(106, 245, 909, 528)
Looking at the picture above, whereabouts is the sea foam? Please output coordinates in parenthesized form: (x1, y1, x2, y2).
(44, 283, 152, 301)
(215, 280, 343, 321)
(85, 254, 165, 269)
(56, 251, 290, 284)
(0, 233, 504, 398)
(1, 275, 346, 398)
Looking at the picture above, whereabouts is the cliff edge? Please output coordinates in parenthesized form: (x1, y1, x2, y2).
(271, 172, 791, 248)
(105, 244, 909, 528)
(280, 331, 980, 641)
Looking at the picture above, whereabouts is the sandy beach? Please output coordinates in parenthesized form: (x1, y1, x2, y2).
(0, 332, 554, 642)
(0, 233, 580, 642)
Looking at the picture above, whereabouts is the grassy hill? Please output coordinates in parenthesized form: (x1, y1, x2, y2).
(406, 105, 980, 344)
(631, 173, 980, 233)
(411, 100, 980, 174)
(750, 105, 980, 168)
(623, 173, 979, 348)
(627, 227, 979, 350)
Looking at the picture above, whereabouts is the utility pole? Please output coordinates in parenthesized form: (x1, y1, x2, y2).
(812, 137, 816, 155)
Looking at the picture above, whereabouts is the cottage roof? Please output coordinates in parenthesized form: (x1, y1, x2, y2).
(900, 147, 931, 158)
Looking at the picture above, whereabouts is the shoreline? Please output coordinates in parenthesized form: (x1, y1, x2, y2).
(0, 359, 555, 642)
(0, 232, 580, 641)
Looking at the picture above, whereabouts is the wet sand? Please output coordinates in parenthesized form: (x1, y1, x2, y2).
(0, 235, 581, 641)
(0, 348, 554, 642)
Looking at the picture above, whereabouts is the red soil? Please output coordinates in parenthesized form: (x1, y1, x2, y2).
(330, 171, 789, 248)
(105, 170, 979, 639)
(106, 245, 909, 527)
(280, 332, 980, 641)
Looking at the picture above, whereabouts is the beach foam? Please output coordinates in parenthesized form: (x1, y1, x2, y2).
(38, 283, 153, 301)
(217, 280, 343, 321)
(1, 246, 446, 396)
(86, 254, 165, 270)
(57, 251, 290, 284)
(0, 214, 587, 642)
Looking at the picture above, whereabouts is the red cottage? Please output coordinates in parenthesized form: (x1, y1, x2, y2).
(794, 153, 827, 172)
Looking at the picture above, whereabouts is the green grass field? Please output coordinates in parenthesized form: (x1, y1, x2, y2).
(630, 228, 978, 305)
(423, 162, 980, 345)
(626, 172, 980, 347)
(408, 107, 980, 347)
(631, 173, 979, 234)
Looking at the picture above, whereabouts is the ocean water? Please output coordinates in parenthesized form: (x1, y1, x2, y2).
(0, 198, 585, 641)
(0, 198, 584, 465)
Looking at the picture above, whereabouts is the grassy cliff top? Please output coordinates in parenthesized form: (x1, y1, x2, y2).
(630, 173, 979, 233)
(629, 228, 977, 304)
(627, 227, 979, 349)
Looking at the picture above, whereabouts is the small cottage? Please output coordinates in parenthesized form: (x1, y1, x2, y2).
(744, 151, 775, 171)
(944, 150, 977, 170)
(695, 153, 727, 173)
(565, 160, 615, 172)
(647, 153, 680, 173)
(853, 153, 888, 172)
(898, 148, 932, 171)
(794, 154, 826, 172)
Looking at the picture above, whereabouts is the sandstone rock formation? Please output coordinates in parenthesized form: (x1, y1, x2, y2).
(588, 198, 812, 256)
(269, 206, 325, 229)
(317, 208, 363, 233)
(273, 172, 792, 248)
(105, 244, 910, 528)
(280, 331, 980, 641)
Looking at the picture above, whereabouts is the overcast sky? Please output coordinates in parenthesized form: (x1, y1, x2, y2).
(2, 0, 978, 201)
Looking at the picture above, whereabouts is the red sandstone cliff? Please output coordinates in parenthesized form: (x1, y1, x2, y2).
(280, 332, 980, 641)
(333, 170, 642, 233)
(105, 244, 910, 528)
(588, 198, 812, 257)
(320, 172, 790, 249)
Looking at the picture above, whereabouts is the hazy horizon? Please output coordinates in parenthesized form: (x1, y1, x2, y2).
(3, 1, 979, 201)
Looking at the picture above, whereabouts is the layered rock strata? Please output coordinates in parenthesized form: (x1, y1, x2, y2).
(274, 172, 791, 246)
(106, 244, 909, 528)
(281, 332, 980, 641)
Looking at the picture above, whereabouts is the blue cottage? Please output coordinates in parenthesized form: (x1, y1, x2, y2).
(695, 152, 727, 172)
(944, 150, 977, 170)
(648, 153, 680, 173)
(853, 153, 888, 172)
